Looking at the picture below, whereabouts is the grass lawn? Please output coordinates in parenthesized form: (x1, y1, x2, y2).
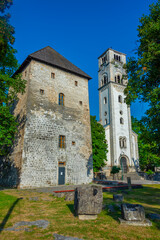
(0, 185, 160, 240)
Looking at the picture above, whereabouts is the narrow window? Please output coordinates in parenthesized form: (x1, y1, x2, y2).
(117, 75, 121, 83)
(72, 141, 75, 146)
(120, 118, 124, 124)
(79, 101, 82, 105)
(114, 54, 116, 60)
(120, 137, 127, 148)
(59, 135, 65, 148)
(59, 93, 64, 106)
(75, 81, 78, 86)
(51, 72, 55, 78)
(119, 56, 121, 61)
(104, 111, 107, 116)
(119, 138, 123, 148)
(105, 119, 107, 125)
(118, 95, 122, 103)
(104, 75, 108, 84)
(40, 89, 44, 95)
(123, 138, 127, 148)
(120, 110, 123, 115)
(104, 97, 107, 104)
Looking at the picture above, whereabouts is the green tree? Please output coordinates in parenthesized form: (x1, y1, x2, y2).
(90, 116, 108, 172)
(111, 166, 120, 180)
(124, 0, 160, 154)
(131, 116, 160, 171)
(0, 1, 26, 155)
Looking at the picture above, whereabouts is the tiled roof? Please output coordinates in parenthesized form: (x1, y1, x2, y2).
(15, 46, 91, 80)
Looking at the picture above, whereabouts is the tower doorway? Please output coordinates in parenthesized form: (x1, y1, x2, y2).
(58, 167, 65, 185)
(58, 162, 66, 185)
(120, 157, 128, 173)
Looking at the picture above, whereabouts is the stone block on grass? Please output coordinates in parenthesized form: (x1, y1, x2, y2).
(121, 203, 145, 221)
(74, 185, 103, 219)
(120, 203, 152, 226)
(113, 194, 124, 202)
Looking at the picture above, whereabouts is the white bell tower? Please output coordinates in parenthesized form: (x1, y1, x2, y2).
(98, 48, 139, 174)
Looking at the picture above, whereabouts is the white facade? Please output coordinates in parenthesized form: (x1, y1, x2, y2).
(98, 48, 139, 173)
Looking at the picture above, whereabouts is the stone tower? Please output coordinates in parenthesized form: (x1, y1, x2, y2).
(9, 46, 93, 188)
(98, 48, 139, 175)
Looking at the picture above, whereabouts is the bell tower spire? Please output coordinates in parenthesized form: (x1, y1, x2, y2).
(98, 48, 139, 175)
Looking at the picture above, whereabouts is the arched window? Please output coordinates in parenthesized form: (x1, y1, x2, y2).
(117, 75, 121, 83)
(119, 137, 127, 148)
(123, 137, 127, 148)
(59, 93, 64, 106)
(120, 110, 123, 115)
(103, 75, 108, 85)
(104, 97, 107, 104)
(118, 95, 122, 103)
(104, 111, 107, 116)
(120, 118, 124, 124)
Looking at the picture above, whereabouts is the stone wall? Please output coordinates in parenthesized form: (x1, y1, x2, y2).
(11, 60, 93, 188)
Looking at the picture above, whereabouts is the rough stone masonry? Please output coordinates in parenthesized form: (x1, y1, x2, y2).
(9, 46, 93, 188)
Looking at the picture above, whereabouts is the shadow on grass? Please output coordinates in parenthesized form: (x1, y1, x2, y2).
(67, 204, 75, 216)
(0, 197, 22, 233)
(103, 203, 121, 224)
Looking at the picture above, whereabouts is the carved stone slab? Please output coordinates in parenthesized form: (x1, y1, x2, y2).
(74, 185, 103, 218)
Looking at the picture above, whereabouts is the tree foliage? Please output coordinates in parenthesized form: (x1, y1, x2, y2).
(0, 1, 26, 155)
(124, 1, 160, 154)
(90, 116, 108, 172)
(131, 116, 160, 171)
(111, 166, 120, 175)
(0, 0, 13, 13)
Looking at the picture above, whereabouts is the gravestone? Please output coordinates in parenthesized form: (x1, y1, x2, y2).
(74, 185, 103, 220)
(119, 203, 152, 226)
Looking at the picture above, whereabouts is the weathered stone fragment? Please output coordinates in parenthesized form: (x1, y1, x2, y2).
(121, 203, 145, 221)
(65, 192, 74, 201)
(3, 220, 49, 232)
(53, 233, 83, 240)
(113, 194, 124, 202)
(74, 185, 103, 219)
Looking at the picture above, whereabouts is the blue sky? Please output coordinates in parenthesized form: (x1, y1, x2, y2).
(9, 0, 157, 120)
